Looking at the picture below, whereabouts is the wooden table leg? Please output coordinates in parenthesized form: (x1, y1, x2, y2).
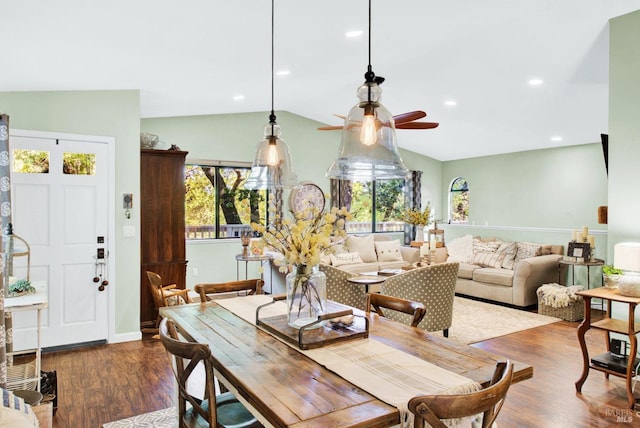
(627, 303, 638, 409)
(575, 296, 592, 392)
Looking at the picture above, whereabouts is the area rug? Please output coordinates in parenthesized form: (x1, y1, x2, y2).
(102, 407, 176, 428)
(433, 296, 561, 344)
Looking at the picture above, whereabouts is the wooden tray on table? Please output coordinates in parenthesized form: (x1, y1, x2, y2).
(255, 297, 369, 350)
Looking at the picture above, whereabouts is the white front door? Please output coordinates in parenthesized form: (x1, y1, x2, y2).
(9, 131, 112, 350)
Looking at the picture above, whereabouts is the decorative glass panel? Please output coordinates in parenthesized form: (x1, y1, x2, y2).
(450, 177, 469, 223)
(13, 149, 50, 173)
(63, 152, 96, 175)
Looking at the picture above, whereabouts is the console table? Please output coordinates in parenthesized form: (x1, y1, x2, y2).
(575, 287, 640, 409)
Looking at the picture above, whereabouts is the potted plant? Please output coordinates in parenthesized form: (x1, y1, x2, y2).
(8, 279, 35, 297)
(602, 265, 624, 289)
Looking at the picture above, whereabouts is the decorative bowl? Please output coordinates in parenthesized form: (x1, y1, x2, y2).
(617, 273, 640, 297)
(140, 133, 159, 149)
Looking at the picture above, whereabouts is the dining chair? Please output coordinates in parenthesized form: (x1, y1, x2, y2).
(365, 293, 426, 327)
(146, 271, 192, 330)
(408, 360, 513, 428)
(159, 317, 262, 428)
(319, 264, 366, 310)
(380, 262, 459, 337)
(194, 279, 264, 302)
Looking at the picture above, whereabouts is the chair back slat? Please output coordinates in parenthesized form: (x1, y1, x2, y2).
(408, 360, 513, 428)
(366, 293, 426, 327)
(195, 279, 264, 302)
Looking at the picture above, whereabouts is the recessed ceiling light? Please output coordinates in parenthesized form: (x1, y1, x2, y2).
(444, 100, 457, 107)
(550, 135, 563, 142)
(345, 30, 363, 38)
(233, 95, 245, 101)
(276, 69, 290, 77)
(528, 78, 544, 86)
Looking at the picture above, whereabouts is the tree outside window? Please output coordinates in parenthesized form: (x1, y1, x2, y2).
(185, 163, 267, 239)
(346, 179, 405, 233)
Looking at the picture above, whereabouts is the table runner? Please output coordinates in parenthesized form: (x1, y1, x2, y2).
(215, 296, 481, 427)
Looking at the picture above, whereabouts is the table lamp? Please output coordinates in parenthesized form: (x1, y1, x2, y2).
(614, 242, 640, 297)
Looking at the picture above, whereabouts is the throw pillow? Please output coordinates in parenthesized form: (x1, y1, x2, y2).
(346, 235, 377, 262)
(497, 241, 518, 270)
(515, 242, 542, 264)
(330, 252, 364, 267)
(472, 238, 501, 254)
(374, 240, 404, 262)
(446, 234, 474, 263)
(472, 251, 506, 269)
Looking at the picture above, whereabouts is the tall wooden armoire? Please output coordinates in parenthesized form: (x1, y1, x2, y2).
(140, 148, 188, 329)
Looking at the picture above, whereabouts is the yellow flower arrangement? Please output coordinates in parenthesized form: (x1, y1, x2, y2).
(252, 205, 352, 327)
(251, 206, 351, 271)
(402, 203, 432, 226)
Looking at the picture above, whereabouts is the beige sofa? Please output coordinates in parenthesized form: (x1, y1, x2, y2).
(436, 235, 563, 307)
(321, 234, 420, 274)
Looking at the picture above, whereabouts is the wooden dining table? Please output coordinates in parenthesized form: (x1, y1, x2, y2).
(160, 298, 532, 428)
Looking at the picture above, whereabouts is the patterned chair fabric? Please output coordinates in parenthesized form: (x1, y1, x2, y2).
(380, 262, 460, 335)
(319, 264, 367, 311)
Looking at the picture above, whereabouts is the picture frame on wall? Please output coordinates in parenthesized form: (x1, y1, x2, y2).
(568, 242, 591, 261)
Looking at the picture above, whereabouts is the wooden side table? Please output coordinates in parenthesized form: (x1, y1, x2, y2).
(575, 287, 640, 409)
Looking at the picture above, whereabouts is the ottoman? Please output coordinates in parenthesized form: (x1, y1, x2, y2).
(537, 283, 585, 321)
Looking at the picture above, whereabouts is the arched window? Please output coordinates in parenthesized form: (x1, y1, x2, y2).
(449, 177, 469, 223)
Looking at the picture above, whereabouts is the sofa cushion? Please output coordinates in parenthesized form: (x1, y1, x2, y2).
(473, 238, 501, 253)
(374, 240, 404, 262)
(515, 242, 542, 263)
(472, 267, 514, 287)
(497, 241, 518, 270)
(457, 262, 480, 279)
(472, 251, 506, 268)
(346, 235, 377, 262)
(446, 234, 474, 263)
(330, 252, 364, 267)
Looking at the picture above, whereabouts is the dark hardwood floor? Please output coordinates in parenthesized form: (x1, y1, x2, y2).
(42, 310, 639, 428)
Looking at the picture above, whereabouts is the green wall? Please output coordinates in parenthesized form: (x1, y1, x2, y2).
(440, 143, 609, 260)
(141, 111, 443, 289)
(609, 10, 640, 249)
(0, 90, 141, 341)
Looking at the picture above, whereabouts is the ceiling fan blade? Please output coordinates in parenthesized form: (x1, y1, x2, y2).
(317, 125, 344, 131)
(396, 122, 439, 129)
(394, 110, 427, 124)
(333, 113, 346, 120)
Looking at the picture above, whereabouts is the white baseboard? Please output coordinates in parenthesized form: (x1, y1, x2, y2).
(110, 330, 142, 344)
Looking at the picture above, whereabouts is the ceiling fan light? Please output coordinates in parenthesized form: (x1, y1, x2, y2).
(326, 82, 408, 181)
(245, 122, 299, 190)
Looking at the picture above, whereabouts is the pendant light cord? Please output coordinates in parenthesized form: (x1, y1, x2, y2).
(365, 0, 374, 102)
(269, 0, 276, 131)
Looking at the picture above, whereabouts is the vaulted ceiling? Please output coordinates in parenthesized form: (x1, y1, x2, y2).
(3, 1, 640, 160)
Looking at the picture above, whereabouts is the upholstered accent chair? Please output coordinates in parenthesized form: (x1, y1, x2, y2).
(380, 262, 459, 336)
(319, 264, 367, 311)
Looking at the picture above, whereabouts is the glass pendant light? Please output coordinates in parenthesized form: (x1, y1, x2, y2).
(245, 0, 299, 191)
(326, 0, 409, 181)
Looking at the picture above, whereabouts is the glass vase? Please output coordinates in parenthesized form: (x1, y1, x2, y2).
(286, 264, 327, 329)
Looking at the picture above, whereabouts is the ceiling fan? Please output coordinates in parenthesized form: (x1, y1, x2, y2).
(317, 109, 439, 131)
